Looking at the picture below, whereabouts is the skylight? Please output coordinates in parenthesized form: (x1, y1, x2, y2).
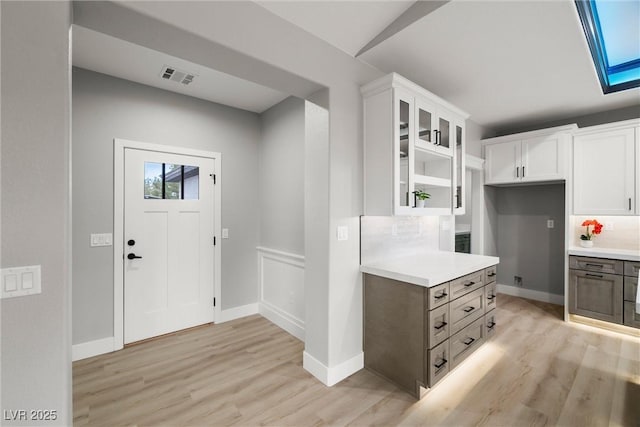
(575, 0, 640, 94)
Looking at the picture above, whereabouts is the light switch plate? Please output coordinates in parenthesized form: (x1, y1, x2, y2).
(337, 226, 349, 241)
(1, 265, 41, 299)
(91, 233, 113, 247)
(222, 228, 229, 239)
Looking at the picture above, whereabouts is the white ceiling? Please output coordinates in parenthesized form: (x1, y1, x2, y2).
(255, 1, 414, 56)
(358, 0, 640, 130)
(73, 1, 639, 130)
(72, 26, 289, 114)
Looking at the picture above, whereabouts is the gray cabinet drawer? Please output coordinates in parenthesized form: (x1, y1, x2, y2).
(449, 288, 485, 335)
(624, 261, 640, 278)
(450, 317, 485, 369)
(485, 282, 497, 312)
(427, 282, 450, 310)
(484, 265, 497, 284)
(450, 270, 484, 300)
(485, 311, 497, 339)
(569, 269, 623, 324)
(569, 256, 623, 275)
(426, 339, 450, 387)
(427, 304, 449, 349)
(624, 276, 638, 302)
(623, 301, 640, 328)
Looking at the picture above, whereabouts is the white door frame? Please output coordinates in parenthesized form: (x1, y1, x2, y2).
(113, 138, 222, 351)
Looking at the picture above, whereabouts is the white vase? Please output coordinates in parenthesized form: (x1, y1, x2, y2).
(580, 240, 593, 248)
(416, 199, 426, 208)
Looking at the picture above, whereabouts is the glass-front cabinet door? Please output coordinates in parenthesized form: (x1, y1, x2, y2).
(395, 90, 413, 214)
(394, 90, 453, 214)
(454, 121, 465, 215)
(415, 98, 454, 157)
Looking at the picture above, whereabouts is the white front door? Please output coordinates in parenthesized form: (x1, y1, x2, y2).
(124, 148, 215, 344)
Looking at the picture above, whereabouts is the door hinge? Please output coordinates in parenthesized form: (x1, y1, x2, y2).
(210, 173, 216, 184)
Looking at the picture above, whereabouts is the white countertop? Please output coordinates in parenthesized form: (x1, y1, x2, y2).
(568, 247, 640, 262)
(360, 251, 500, 288)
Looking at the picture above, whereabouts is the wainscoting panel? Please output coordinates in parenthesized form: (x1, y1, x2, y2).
(256, 247, 305, 340)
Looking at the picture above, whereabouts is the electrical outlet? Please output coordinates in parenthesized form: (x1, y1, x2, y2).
(604, 222, 614, 231)
(514, 276, 523, 287)
(391, 224, 398, 236)
(547, 219, 554, 229)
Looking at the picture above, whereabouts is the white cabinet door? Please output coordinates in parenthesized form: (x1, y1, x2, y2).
(521, 135, 565, 182)
(485, 140, 520, 184)
(574, 128, 636, 215)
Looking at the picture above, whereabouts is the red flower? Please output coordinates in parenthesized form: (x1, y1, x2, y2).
(581, 219, 604, 240)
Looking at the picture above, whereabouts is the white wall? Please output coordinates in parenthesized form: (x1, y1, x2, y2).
(1, 2, 72, 425)
(257, 96, 306, 339)
(72, 68, 261, 345)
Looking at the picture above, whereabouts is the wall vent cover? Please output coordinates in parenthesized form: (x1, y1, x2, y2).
(160, 65, 196, 85)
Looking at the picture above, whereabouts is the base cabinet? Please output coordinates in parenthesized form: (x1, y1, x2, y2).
(569, 256, 639, 329)
(364, 265, 497, 398)
(623, 261, 640, 328)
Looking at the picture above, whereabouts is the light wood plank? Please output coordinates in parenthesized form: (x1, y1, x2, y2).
(74, 295, 639, 426)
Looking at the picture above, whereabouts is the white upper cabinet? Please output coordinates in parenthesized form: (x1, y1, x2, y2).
(362, 73, 468, 216)
(483, 125, 575, 186)
(573, 121, 639, 215)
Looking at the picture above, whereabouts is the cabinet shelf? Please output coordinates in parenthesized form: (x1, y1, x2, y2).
(414, 175, 451, 188)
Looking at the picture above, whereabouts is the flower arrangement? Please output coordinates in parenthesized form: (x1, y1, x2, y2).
(580, 219, 603, 241)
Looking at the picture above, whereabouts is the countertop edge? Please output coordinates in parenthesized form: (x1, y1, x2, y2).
(360, 253, 500, 288)
(568, 247, 640, 262)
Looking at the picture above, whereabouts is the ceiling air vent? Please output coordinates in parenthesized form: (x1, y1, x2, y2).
(160, 65, 196, 86)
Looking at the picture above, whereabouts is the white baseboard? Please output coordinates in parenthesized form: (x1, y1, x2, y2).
(497, 284, 564, 306)
(303, 351, 364, 387)
(72, 337, 115, 361)
(218, 303, 259, 323)
(259, 302, 304, 341)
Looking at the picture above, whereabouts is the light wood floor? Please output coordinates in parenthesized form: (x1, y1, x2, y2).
(73, 294, 640, 426)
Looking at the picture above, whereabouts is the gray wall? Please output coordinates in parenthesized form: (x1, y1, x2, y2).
(1, 1, 72, 425)
(72, 67, 261, 344)
(259, 97, 305, 255)
(495, 184, 566, 296)
(73, 1, 383, 373)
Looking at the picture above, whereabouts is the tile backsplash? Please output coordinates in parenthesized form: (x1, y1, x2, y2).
(570, 215, 640, 251)
(360, 215, 440, 265)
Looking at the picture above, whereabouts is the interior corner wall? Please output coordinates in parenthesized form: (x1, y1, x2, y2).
(495, 184, 566, 297)
(1, 1, 72, 425)
(72, 67, 261, 345)
(259, 96, 305, 255)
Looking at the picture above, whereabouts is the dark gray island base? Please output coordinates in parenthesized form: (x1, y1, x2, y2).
(363, 265, 497, 398)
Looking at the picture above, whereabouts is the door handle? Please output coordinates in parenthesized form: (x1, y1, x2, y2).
(127, 253, 143, 260)
(463, 306, 475, 313)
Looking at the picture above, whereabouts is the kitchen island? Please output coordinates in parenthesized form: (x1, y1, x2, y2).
(361, 251, 499, 398)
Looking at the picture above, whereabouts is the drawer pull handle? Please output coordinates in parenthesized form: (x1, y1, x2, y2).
(487, 294, 496, 300)
(487, 321, 496, 329)
(585, 263, 604, 269)
(463, 306, 475, 313)
(434, 292, 448, 300)
(586, 273, 604, 279)
(464, 281, 476, 287)
(434, 321, 448, 330)
(487, 272, 496, 277)
(463, 337, 475, 346)
(434, 358, 448, 369)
